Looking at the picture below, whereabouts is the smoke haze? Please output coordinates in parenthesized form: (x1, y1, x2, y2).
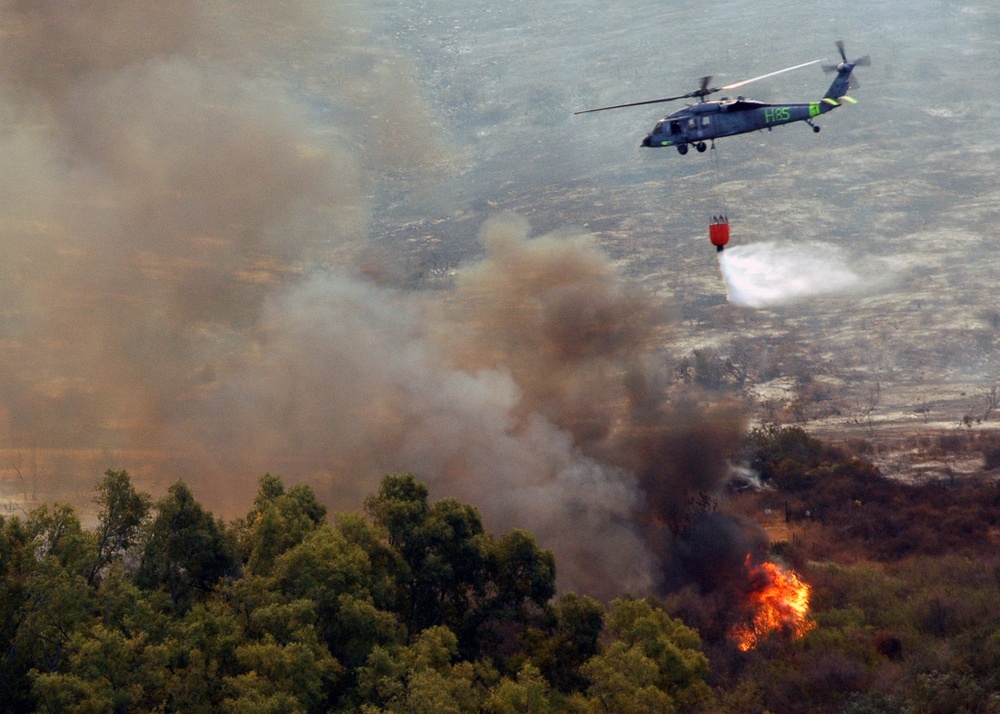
(0, 0, 761, 597)
(0, 2, 351, 461)
(0, 1, 441, 494)
(5, 0, 990, 598)
(177, 215, 749, 596)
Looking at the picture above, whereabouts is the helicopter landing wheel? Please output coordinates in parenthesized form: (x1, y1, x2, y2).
(813, 125, 821, 133)
(696, 142, 707, 152)
(677, 144, 689, 155)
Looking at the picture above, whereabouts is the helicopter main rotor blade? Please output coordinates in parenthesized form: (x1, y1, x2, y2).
(719, 59, 823, 91)
(574, 85, 709, 115)
(573, 95, 691, 114)
(574, 58, 823, 116)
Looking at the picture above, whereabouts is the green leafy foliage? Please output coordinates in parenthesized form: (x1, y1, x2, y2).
(356, 626, 481, 713)
(234, 473, 327, 577)
(6, 441, 997, 714)
(580, 598, 711, 712)
(485, 662, 555, 714)
(519, 592, 604, 693)
(136, 482, 239, 610)
(88, 469, 151, 585)
(2, 472, 709, 713)
(362, 474, 556, 662)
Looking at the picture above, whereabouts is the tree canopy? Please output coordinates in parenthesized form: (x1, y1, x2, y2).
(0, 470, 710, 713)
(9, 436, 989, 713)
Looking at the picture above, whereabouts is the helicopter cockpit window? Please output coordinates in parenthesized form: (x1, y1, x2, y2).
(653, 121, 665, 135)
(688, 118, 696, 130)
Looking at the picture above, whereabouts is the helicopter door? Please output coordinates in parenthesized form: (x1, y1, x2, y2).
(687, 116, 709, 139)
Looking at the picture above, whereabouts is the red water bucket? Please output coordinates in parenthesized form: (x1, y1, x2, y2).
(709, 218, 730, 252)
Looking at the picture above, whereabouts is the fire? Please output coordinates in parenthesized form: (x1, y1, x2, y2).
(731, 559, 815, 651)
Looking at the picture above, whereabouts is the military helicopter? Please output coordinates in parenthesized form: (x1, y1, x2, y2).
(575, 41, 869, 155)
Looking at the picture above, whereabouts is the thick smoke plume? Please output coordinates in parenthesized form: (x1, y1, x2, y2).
(0, 1, 759, 597)
(0, 0, 439, 477)
(183, 216, 753, 596)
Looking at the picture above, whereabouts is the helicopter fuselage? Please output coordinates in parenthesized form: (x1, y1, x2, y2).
(641, 96, 843, 153)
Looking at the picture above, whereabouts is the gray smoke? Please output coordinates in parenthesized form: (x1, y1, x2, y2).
(178, 216, 747, 596)
(0, 0, 439, 477)
(0, 1, 752, 597)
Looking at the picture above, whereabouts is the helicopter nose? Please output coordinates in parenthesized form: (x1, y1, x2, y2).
(641, 135, 651, 147)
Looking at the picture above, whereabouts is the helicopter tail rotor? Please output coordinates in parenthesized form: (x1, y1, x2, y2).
(821, 41, 869, 92)
(822, 40, 870, 73)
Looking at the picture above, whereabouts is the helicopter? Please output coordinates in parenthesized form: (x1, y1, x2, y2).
(575, 41, 869, 155)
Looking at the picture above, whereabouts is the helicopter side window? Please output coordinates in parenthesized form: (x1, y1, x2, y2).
(701, 116, 711, 128)
(670, 120, 680, 134)
(688, 118, 696, 130)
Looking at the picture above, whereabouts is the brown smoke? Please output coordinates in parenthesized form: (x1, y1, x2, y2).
(445, 217, 752, 594)
(0, 1, 441, 487)
(177, 216, 748, 596)
(446, 215, 669, 445)
(0, 1, 753, 598)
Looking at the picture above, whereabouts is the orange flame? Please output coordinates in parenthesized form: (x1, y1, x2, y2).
(731, 559, 815, 651)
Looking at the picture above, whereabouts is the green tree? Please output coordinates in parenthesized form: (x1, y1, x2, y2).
(365, 475, 486, 642)
(224, 628, 341, 714)
(363, 474, 556, 661)
(24, 474, 155, 712)
(0, 505, 117, 712)
(219, 575, 343, 713)
(485, 662, 555, 714)
(31, 623, 149, 714)
(88, 469, 151, 586)
(234, 474, 327, 577)
(356, 626, 481, 713)
(449, 527, 555, 662)
(575, 641, 675, 713)
(573, 598, 711, 713)
(141, 599, 245, 713)
(271, 520, 402, 675)
(27, 503, 94, 576)
(0, 513, 47, 711)
(521, 593, 604, 693)
(745, 424, 827, 491)
(136, 482, 238, 610)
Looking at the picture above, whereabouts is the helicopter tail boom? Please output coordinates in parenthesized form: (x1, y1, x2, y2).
(822, 64, 853, 101)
